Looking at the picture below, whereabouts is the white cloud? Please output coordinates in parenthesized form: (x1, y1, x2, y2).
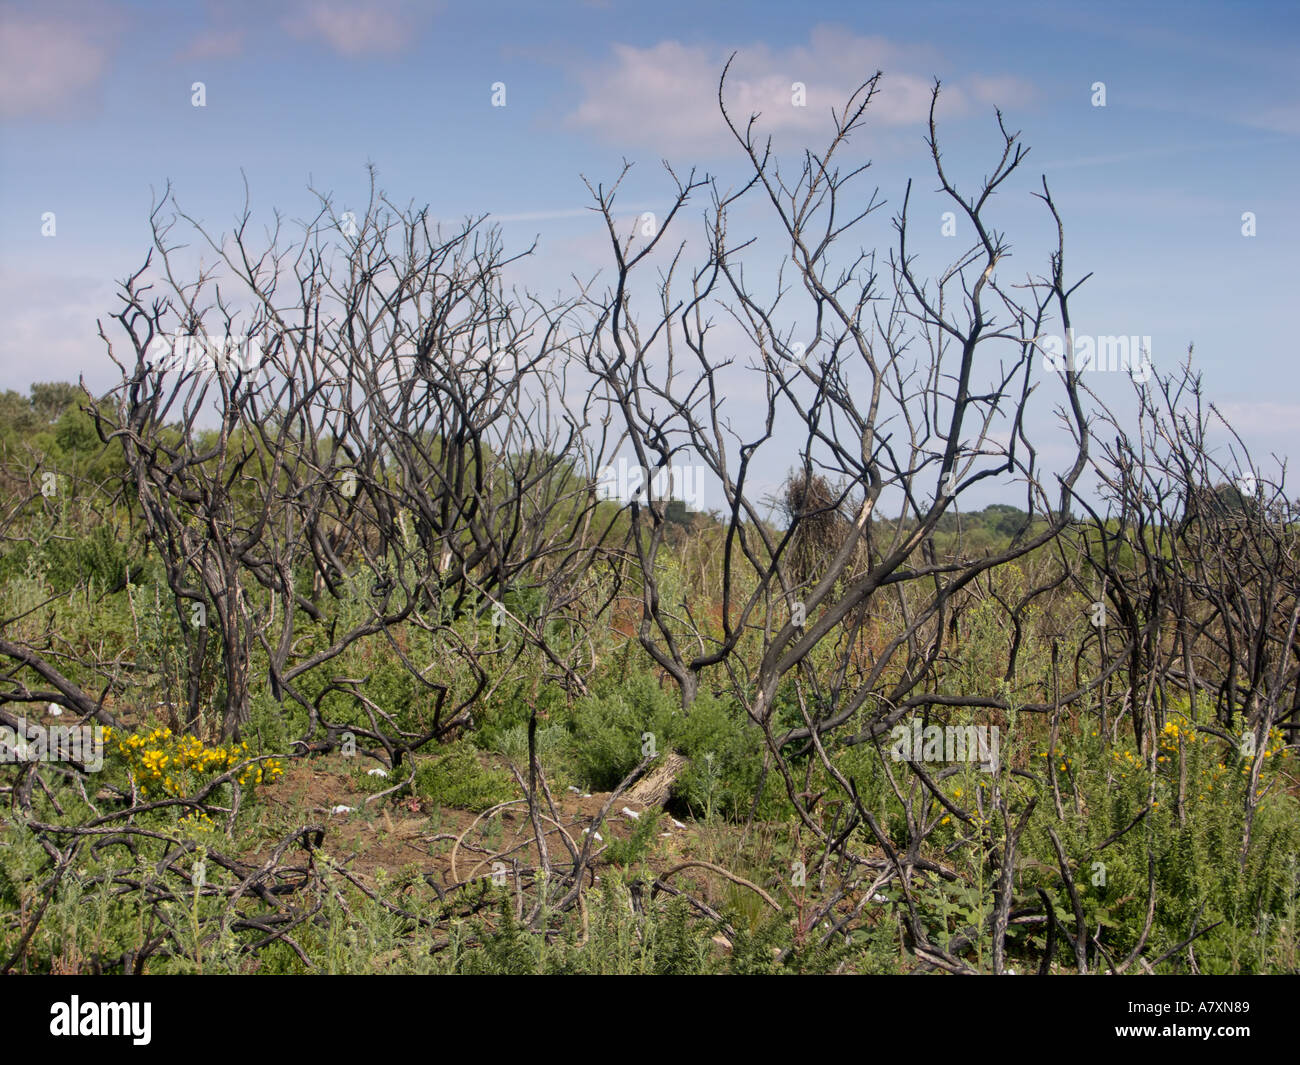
(281, 0, 432, 57)
(967, 75, 1033, 109)
(174, 28, 246, 63)
(1041, 136, 1287, 173)
(1242, 102, 1300, 136)
(566, 25, 1037, 156)
(1216, 400, 1300, 442)
(0, 3, 121, 119)
(0, 265, 119, 392)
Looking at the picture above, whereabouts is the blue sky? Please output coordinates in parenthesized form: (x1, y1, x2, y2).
(1, 0, 1297, 506)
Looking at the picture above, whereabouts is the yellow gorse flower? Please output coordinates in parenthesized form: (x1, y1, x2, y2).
(105, 727, 284, 800)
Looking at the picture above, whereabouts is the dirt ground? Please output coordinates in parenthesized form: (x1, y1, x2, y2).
(248, 754, 716, 902)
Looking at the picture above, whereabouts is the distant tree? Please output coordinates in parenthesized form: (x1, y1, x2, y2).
(28, 381, 82, 423)
(0, 390, 39, 437)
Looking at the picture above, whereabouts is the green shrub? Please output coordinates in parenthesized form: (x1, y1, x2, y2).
(413, 741, 516, 812)
(603, 808, 662, 865)
(569, 670, 673, 789)
(473, 676, 568, 752)
(568, 670, 775, 820)
(669, 690, 774, 820)
(488, 721, 573, 784)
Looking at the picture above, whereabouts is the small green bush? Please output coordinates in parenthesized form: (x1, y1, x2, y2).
(413, 741, 516, 812)
(603, 808, 662, 865)
(568, 669, 672, 789)
(568, 670, 776, 820)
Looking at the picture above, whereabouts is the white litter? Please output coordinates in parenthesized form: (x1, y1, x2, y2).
(331, 805, 354, 814)
(567, 786, 581, 794)
(48, 703, 62, 716)
(366, 768, 388, 778)
(582, 828, 603, 842)
(621, 807, 640, 820)
(671, 819, 686, 829)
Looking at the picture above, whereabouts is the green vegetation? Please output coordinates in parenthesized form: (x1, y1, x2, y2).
(2, 381, 1298, 974)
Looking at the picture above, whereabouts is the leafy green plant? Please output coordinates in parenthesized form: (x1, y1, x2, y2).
(603, 809, 662, 866)
(413, 741, 516, 812)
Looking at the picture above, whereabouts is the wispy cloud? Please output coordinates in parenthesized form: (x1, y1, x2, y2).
(174, 27, 246, 63)
(0, 1, 123, 120)
(1242, 102, 1300, 136)
(0, 265, 119, 391)
(281, 0, 434, 57)
(1216, 400, 1300, 446)
(1040, 135, 1288, 172)
(566, 25, 1037, 155)
(489, 207, 595, 224)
